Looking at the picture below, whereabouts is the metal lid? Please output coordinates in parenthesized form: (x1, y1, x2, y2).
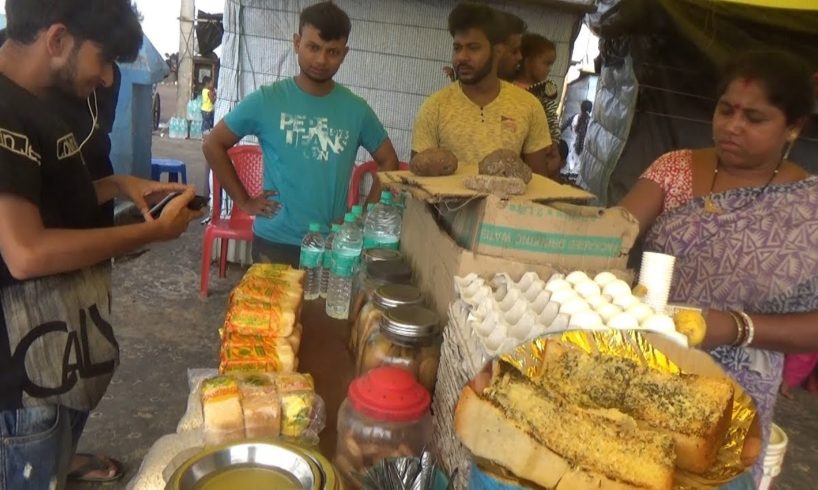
(381, 305, 440, 343)
(373, 284, 424, 310)
(367, 260, 412, 283)
(363, 248, 402, 264)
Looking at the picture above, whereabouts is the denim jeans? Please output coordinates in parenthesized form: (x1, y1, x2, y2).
(0, 405, 88, 490)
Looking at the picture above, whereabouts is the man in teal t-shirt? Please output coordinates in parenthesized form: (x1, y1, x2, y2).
(203, 1, 399, 266)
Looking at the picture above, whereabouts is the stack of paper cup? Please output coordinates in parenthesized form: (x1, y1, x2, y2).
(638, 252, 676, 313)
(758, 424, 788, 490)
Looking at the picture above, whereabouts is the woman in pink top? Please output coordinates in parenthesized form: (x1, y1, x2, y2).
(621, 50, 818, 487)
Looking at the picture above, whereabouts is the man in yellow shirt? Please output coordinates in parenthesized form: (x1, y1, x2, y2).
(412, 3, 554, 177)
(201, 76, 216, 131)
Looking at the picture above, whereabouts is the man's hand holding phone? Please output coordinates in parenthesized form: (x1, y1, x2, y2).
(149, 189, 208, 239)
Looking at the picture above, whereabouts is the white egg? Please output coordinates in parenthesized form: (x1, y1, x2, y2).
(545, 278, 572, 293)
(594, 271, 618, 288)
(551, 288, 580, 305)
(627, 303, 654, 323)
(566, 271, 591, 285)
(569, 310, 604, 330)
(642, 314, 676, 333)
(613, 294, 639, 310)
(547, 272, 566, 282)
(560, 298, 591, 316)
(597, 303, 623, 323)
(574, 280, 601, 299)
(603, 279, 632, 299)
(586, 294, 609, 310)
(607, 312, 639, 330)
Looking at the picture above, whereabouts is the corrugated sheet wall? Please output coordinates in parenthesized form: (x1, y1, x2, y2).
(217, 0, 581, 162)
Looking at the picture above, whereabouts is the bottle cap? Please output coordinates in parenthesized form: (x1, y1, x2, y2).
(309, 223, 321, 232)
(380, 191, 393, 204)
(351, 205, 364, 216)
(344, 213, 356, 223)
(331, 223, 341, 232)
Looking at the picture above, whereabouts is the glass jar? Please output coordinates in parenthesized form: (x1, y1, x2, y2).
(358, 305, 441, 393)
(352, 284, 424, 370)
(334, 366, 433, 490)
(348, 258, 412, 353)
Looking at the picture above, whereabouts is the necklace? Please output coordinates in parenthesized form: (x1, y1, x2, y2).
(703, 159, 782, 215)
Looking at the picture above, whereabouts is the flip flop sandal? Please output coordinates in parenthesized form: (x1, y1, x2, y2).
(67, 453, 125, 483)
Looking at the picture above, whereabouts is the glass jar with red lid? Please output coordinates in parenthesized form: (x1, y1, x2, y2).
(333, 366, 433, 489)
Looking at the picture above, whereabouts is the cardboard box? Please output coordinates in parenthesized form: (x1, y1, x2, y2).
(400, 197, 554, 320)
(399, 197, 637, 320)
(447, 195, 639, 271)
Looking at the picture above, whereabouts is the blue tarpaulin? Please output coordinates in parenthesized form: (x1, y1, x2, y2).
(110, 34, 169, 178)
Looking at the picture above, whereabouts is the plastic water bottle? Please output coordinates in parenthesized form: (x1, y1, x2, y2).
(363, 191, 402, 250)
(299, 223, 325, 301)
(351, 204, 364, 229)
(320, 223, 340, 299)
(326, 213, 363, 319)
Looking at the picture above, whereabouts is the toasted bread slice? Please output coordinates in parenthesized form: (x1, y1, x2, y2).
(455, 386, 673, 490)
(538, 343, 734, 474)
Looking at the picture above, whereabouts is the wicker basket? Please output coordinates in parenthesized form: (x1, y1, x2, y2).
(432, 301, 488, 490)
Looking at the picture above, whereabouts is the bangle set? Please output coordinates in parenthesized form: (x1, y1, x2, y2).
(728, 310, 755, 347)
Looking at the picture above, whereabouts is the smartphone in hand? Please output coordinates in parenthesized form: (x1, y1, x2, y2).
(147, 192, 209, 220)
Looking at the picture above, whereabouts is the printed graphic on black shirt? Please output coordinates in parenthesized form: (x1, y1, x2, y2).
(0, 73, 116, 411)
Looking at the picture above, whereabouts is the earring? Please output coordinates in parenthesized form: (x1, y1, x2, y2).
(783, 139, 795, 160)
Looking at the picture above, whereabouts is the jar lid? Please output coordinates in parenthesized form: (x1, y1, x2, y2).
(363, 248, 402, 264)
(381, 305, 440, 343)
(347, 366, 430, 422)
(367, 260, 412, 283)
(373, 284, 424, 310)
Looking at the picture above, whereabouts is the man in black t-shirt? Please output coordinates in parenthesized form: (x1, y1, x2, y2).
(1, 26, 121, 228)
(0, 2, 203, 488)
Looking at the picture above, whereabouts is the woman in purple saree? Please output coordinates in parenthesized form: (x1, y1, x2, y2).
(621, 51, 818, 488)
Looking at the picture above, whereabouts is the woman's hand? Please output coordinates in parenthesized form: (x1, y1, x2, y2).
(701, 309, 739, 350)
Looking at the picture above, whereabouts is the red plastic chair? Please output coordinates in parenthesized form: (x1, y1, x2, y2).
(200, 145, 264, 298)
(347, 161, 409, 210)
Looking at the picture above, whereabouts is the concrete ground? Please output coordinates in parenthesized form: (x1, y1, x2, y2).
(67, 89, 818, 488)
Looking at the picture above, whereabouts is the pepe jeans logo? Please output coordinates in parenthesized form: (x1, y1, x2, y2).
(12, 304, 117, 398)
(56, 133, 80, 160)
(0, 127, 41, 165)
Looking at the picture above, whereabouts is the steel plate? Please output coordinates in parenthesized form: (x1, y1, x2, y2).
(167, 441, 324, 490)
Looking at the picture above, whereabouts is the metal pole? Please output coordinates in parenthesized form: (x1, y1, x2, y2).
(175, 0, 195, 118)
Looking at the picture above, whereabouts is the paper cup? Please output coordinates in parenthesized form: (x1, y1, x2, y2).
(638, 252, 676, 312)
(758, 424, 788, 490)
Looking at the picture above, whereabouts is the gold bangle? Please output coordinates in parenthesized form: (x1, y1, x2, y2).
(737, 311, 755, 347)
(728, 310, 747, 347)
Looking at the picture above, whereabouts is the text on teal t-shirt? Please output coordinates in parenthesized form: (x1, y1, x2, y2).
(224, 78, 388, 245)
